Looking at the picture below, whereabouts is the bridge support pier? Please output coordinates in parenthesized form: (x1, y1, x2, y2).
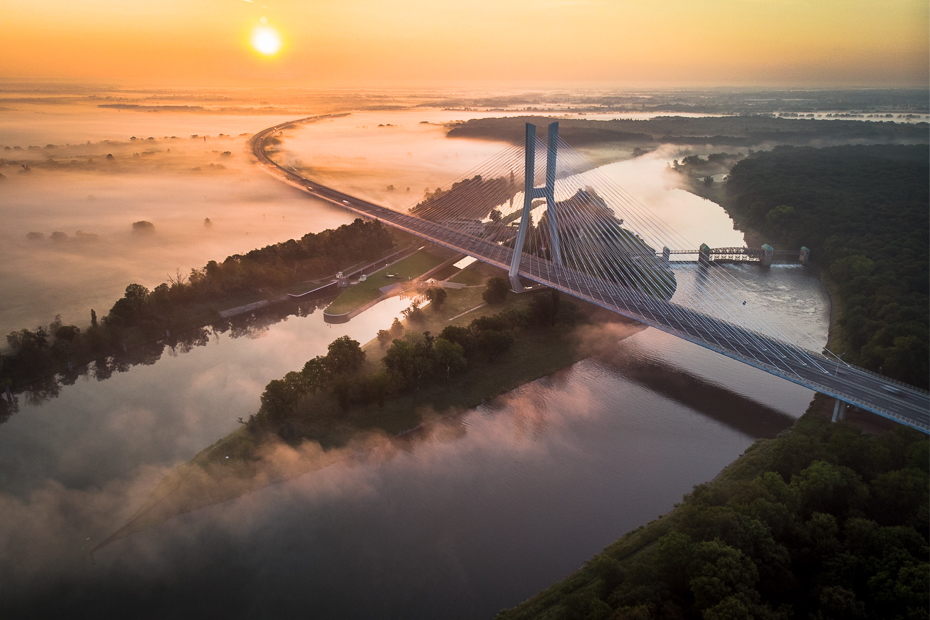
(662, 246, 671, 263)
(509, 122, 560, 292)
(698, 243, 711, 266)
(799, 246, 810, 265)
(831, 398, 847, 423)
(760, 244, 774, 267)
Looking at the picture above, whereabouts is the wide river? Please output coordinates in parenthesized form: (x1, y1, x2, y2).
(0, 108, 829, 618)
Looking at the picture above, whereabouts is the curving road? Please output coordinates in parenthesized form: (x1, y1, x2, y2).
(249, 120, 930, 433)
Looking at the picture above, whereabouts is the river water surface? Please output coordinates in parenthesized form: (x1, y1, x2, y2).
(0, 108, 830, 618)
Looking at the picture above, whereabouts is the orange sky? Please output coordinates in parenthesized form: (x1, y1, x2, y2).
(2, 0, 927, 87)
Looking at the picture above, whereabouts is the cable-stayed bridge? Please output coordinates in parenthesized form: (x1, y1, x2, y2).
(250, 120, 929, 433)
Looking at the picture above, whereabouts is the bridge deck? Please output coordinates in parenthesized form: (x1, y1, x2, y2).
(250, 123, 929, 433)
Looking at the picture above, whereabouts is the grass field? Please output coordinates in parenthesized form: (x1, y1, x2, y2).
(447, 265, 486, 286)
(324, 249, 446, 315)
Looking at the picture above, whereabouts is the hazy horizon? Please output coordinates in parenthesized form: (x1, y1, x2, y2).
(2, 0, 927, 89)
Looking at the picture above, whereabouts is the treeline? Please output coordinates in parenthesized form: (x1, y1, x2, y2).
(723, 145, 929, 387)
(446, 116, 929, 148)
(671, 152, 745, 184)
(0, 219, 395, 391)
(498, 415, 929, 620)
(409, 174, 518, 221)
(0, 300, 329, 424)
(247, 288, 578, 440)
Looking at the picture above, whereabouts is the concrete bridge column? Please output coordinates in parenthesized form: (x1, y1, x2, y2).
(699, 243, 711, 266)
(662, 246, 671, 263)
(799, 246, 810, 265)
(760, 244, 774, 267)
(831, 398, 847, 423)
(510, 122, 559, 292)
(509, 124, 538, 292)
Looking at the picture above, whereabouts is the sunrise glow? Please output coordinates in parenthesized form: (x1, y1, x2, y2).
(252, 25, 282, 56)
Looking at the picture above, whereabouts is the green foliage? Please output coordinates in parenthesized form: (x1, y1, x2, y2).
(256, 336, 365, 426)
(483, 276, 510, 305)
(423, 286, 448, 309)
(498, 417, 930, 620)
(725, 145, 929, 387)
(323, 335, 366, 376)
(401, 300, 426, 323)
(251, 291, 580, 436)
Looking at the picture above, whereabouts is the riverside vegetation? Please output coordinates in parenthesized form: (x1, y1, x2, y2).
(495, 414, 929, 620)
(100, 277, 631, 545)
(0, 219, 396, 410)
(493, 142, 930, 620)
(681, 145, 928, 389)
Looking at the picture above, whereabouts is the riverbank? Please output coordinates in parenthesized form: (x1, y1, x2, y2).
(0, 219, 403, 403)
(322, 246, 448, 318)
(97, 271, 643, 548)
(494, 412, 928, 619)
(489, 160, 922, 619)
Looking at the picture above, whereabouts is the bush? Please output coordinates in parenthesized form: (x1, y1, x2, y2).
(483, 276, 510, 305)
(423, 287, 448, 309)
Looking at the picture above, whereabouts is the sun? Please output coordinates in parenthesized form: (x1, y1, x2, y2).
(252, 24, 282, 56)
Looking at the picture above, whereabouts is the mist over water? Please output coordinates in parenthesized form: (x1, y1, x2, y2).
(0, 98, 833, 617)
(0, 109, 357, 333)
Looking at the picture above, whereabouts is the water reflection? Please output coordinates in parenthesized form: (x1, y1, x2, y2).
(0, 297, 334, 422)
(0, 345, 776, 619)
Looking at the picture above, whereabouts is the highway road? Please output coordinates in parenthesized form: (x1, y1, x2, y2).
(249, 120, 930, 433)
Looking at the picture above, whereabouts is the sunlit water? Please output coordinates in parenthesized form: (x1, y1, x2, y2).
(0, 108, 830, 618)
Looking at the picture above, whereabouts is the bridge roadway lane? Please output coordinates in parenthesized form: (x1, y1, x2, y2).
(249, 122, 930, 433)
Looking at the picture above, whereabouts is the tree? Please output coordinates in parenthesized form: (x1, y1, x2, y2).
(477, 329, 514, 360)
(433, 338, 466, 379)
(390, 317, 404, 338)
(324, 336, 365, 376)
(301, 356, 328, 392)
(106, 283, 150, 327)
(6, 327, 49, 360)
(423, 287, 447, 309)
(258, 371, 306, 424)
(438, 324, 476, 357)
(483, 276, 510, 305)
(382, 338, 416, 388)
(377, 329, 392, 348)
(402, 300, 426, 323)
(54, 324, 80, 342)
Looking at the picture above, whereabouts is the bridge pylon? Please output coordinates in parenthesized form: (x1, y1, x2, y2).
(509, 122, 560, 292)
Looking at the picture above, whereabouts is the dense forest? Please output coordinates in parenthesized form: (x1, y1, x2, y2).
(497, 415, 929, 620)
(723, 145, 929, 388)
(446, 116, 928, 148)
(0, 219, 396, 394)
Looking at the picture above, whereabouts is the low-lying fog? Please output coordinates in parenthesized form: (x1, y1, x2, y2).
(1, 100, 753, 336)
(273, 110, 745, 247)
(0, 126, 358, 335)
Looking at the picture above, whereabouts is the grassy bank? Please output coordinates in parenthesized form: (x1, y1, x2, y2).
(323, 248, 446, 316)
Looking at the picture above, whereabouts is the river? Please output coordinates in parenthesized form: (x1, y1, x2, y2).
(0, 108, 829, 618)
